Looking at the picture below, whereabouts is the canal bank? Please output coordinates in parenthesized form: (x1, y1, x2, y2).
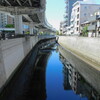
(0, 36, 56, 96)
(0, 44, 100, 100)
(58, 36, 100, 70)
(58, 45, 100, 95)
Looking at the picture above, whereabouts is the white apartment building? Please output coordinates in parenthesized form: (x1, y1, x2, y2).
(60, 21, 67, 35)
(0, 12, 7, 28)
(0, 12, 14, 28)
(69, 1, 100, 35)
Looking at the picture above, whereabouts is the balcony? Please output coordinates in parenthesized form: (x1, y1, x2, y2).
(88, 16, 97, 22)
(64, 15, 68, 19)
(88, 25, 96, 31)
(70, 29, 74, 34)
(70, 24, 74, 28)
(97, 21, 100, 27)
(71, 18, 74, 22)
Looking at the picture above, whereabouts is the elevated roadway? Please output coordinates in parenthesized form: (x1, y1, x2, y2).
(0, 0, 56, 34)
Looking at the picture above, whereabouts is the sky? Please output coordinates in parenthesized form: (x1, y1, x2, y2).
(46, 0, 100, 30)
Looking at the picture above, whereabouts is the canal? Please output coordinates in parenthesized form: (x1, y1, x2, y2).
(0, 43, 100, 100)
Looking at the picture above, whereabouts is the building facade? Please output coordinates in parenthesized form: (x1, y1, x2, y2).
(60, 21, 67, 35)
(87, 10, 100, 37)
(61, 0, 83, 35)
(0, 12, 14, 28)
(65, 0, 83, 26)
(7, 15, 15, 25)
(70, 1, 100, 35)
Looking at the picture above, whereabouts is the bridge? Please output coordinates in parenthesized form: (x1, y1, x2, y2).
(0, 0, 56, 34)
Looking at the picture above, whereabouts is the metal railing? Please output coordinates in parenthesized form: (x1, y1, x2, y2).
(0, 33, 36, 40)
(0, 33, 56, 40)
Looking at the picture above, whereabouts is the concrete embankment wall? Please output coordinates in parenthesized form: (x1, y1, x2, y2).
(0, 36, 55, 90)
(58, 36, 100, 66)
(0, 36, 39, 89)
(59, 46, 100, 94)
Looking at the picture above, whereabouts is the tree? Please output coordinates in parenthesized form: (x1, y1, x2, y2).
(81, 25, 88, 36)
(26, 31, 30, 34)
(39, 32, 43, 35)
(5, 24, 14, 28)
(56, 31, 60, 35)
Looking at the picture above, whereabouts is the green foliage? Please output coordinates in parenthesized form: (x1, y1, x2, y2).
(39, 32, 43, 35)
(59, 32, 63, 35)
(56, 31, 60, 35)
(26, 31, 30, 34)
(5, 24, 14, 28)
(81, 25, 88, 36)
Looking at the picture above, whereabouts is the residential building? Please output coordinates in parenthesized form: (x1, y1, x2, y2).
(7, 15, 15, 25)
(60, 21, 67, 35)
(0, 12, 7, 28)
(60, 21, 63, 34)
(60, 0, 83, 35)
(70, 1, 100, 35)
(0, 12, 14, 28)
(65, 0, 83, 26)
(81, 16, 100, 37)
(88, 11, 100, 37)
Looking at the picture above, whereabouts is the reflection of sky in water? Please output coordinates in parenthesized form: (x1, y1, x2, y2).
(46, 51, 87, 100)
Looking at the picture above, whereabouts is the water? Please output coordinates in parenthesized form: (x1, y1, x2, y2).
(0, 44, 100, 100)
(46, 49, 87, 100)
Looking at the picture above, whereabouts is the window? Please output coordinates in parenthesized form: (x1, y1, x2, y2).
(77, 7, 79, 12)
(77, 21, 79, 25)
(77, 14, 79, 19)
(77, 27, 79, 31)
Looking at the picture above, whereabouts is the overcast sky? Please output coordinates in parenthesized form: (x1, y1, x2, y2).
(46, 0, 100, 30)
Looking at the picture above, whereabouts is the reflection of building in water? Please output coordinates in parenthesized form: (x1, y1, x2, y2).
(63, 64, 71, 90)
(59, 53, 100, 100)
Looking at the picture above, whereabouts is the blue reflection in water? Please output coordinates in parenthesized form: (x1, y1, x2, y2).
(46, 51, 87, 100)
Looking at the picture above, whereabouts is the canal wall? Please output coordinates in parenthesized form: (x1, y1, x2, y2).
(59, 46, 100, 94)
(0, 36, 55, 91)
(0, 36, 38, 90)
(58, 36, 100, 66)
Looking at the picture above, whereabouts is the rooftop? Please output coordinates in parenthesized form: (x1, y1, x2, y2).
(73, 1, 100, 7)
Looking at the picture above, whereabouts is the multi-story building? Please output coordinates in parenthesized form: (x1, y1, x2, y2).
(60, 21, 63, 34)
(7, 15, 15, 25)
(59, 0, 83, 35)
(0, 12, 14, 28)
(70, 1, 100, 35)
(61, 0, 83, 35)
(60, 21, 67, 35)
(0, 12, 7, 28)
(65, 0, 83, 26)
(81, 10, 100, 37)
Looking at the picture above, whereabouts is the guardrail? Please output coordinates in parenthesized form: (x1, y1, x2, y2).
(0, 33, 56, 40)
(0, 33, 36, 40)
